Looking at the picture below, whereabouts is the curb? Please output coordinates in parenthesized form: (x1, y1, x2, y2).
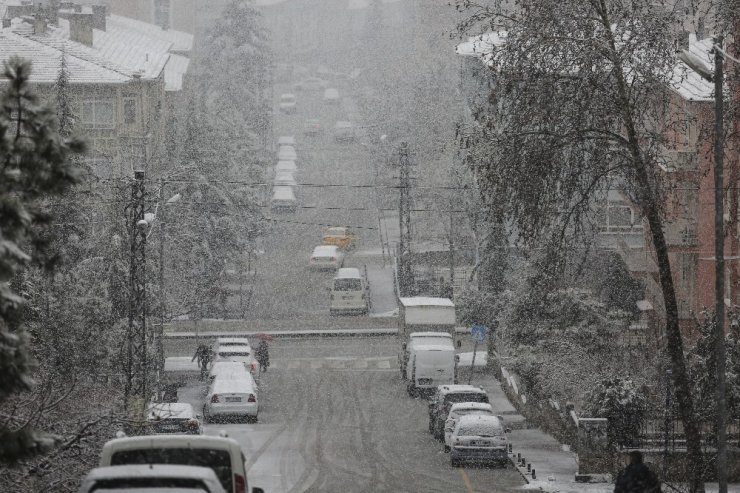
(163, 328, 398, 339)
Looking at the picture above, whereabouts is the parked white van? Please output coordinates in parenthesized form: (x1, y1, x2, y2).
(271, 186, 297, 212)
(405, 334, 456, 396)
(99, 435, 261, 493)
(330, 267, 369, 315)
(204, 373, 259, 423)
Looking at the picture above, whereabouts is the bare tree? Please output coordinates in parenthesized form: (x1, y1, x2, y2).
(457, 1, 714, 490)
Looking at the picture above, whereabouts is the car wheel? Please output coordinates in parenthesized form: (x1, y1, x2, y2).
(451, 459, 459, 468)
(444, 445, 450, 453)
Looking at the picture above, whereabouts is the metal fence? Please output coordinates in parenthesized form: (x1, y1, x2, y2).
(628, 418, 740, 451)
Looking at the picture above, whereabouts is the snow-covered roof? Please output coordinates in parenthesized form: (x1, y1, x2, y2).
(50, 17, 170, 80)
(399, 297, 454, 308)
(669, 33, 714, 102)
(217, 337, 251, 346)
(0, 30, 130, 84)
(164, 53, 189, 92)
(412, 343, 454, 351)
(455, 31, 507, 67)
(438, 384, 486, 395)
(108, 14, 193, 53)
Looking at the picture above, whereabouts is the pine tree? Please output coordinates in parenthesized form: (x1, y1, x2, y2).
(0, 57, 84, 463)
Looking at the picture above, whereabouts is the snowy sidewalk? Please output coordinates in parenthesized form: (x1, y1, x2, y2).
(471, 370, 740, 493)
(470, 370, 606, 492)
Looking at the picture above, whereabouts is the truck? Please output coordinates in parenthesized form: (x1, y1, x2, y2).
(404, 334, 456, 396)
(398, 297, 457, 387)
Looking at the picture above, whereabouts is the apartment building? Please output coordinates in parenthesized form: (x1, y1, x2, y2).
(0, 2, 192, 178)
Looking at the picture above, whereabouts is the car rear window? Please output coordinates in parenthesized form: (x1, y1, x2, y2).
(110, 448, 232, 491)
(334, 279, 361, 291)
(219, 351, 250, 358)
(90, 477, 208, 490)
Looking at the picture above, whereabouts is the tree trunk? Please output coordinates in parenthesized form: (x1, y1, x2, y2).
(595, 2, 704, 489)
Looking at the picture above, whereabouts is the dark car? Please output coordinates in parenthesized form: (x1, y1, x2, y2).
(146, 402, 202, 435)
(428, 385, 489, 440)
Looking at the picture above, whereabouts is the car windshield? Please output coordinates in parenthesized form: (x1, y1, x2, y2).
(446, 393, 489, 405)
(110, 449, 231, 491)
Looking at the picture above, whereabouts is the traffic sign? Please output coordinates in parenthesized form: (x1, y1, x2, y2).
(470, 325, 488, 342)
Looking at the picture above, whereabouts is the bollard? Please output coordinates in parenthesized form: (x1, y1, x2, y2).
(532, 469, 536, 479)
(521, 457, 526, 467)
(517, 453, 521, 461)
(527, 463, 531, 472)
(508, 443, 513, 453)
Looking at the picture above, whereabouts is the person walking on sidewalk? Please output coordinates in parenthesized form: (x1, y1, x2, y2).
(256, 340, 270, 373)
(614, 451, 661, 493)
(192, 344, 213, 381)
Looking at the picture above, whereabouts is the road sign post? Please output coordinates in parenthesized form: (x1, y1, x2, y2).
(469, 325, 488, 384)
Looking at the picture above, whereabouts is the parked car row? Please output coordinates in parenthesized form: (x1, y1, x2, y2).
(427, 384, 511, 467)
(271, 136, 299, 212)
(400, 331, 512, 468)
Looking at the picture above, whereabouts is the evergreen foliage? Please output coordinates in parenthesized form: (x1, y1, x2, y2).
(0, 57, 84, 463)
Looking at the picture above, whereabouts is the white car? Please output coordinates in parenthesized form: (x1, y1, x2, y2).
(274, 160, 297, 175)
(78, 464, 227, 493)
(270, 186, 297, 212)
(294, 76, 326, 91)
(203, 373, 259, 423)
(99, 435, 259, 493)
(277, 145, 297, 162)
(213, 338, 256, 375)
(323, 88, 340, 103)
(274, 170, 297, 187)
(443, 402, 495, 451)
(333, 121, 354, 142)
(279, 93, 296, 113)
(277, 135, 296, 147)
(146, 402, 202, 435)
(309, 245, 344, 270)
(449, 414, 510, 467)
(209, 361, 250, 383)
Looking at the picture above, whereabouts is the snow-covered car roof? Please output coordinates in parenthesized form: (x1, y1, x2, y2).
(312, 245, 339, 257)
(334, 120, 353, 129)
(217, 346, 250, 355)
(400, 297, 454, 307)
(277, 135, 295, 145)
(146, 403, 196, 421)
(324, 88, 339, 98)
(217, 337, 251, 346)
(275, 160, 297, 171)
(449, 402, 494, 413)
(210, 374, 256, 394)
(280, 93, 296, 99)
(335, 267, 361, 279)
(210, 361, 249, 376)
(84, 464, 216, 479)
(437, 384, 486, 396)
(410, 332, 453, 339)
(455, 414, 503, 431)
(272, 186, 296, 200)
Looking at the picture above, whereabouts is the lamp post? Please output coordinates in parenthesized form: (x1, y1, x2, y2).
(678, 35, 727, 492)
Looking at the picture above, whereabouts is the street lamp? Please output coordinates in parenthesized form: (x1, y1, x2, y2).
(679, 36, 727, 493)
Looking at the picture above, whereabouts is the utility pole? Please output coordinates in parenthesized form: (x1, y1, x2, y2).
(156, 179, 166, 400)
(398, 142, 414, 296)
(712, 35, 727, 493)
(449, 197, 455, 299)
(125, 170, 149, 419)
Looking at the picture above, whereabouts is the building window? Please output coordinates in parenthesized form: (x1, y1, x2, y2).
(81, 99, 115, 128)
(123, 98, 137, 125)
(154, 0, 170, 29)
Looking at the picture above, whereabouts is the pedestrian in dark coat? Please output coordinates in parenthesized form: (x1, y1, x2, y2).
(614, 451, 661, 493)
(256, 340, 270, 373)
